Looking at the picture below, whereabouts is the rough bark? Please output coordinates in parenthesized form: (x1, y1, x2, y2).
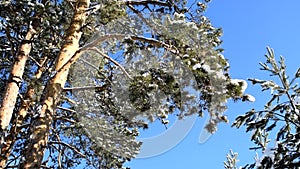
(0, 1, 47, 166)
(0, 27, 36, 167)
(0, 57, 45, 168)
(21, 0, 90, 168)
(0, 28, 35, 131)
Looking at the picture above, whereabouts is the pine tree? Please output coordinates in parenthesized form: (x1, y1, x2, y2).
(0, 0, 246, 168)
(230, 47, 300, 169)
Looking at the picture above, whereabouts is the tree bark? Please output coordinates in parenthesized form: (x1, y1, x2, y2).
(21, 0, 90, 168)
(0, 1, 46, 167)
(0, 27, 36, 167)
(0, 28, 35, 131)
(0, 59, 45, 168)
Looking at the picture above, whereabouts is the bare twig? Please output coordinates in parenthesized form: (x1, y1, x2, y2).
(78, 57, 99, 70)
(57, 106, 77, 113)
(81, 34, 132, 51)
(29, 56, 42, 67)
(131, 36, 179, 54)
(48, 141, 86, 158)
(125, 0, 170, 7)
(63, 85, 107, 92)
(88, 47, 133, 80)
(50, 133, 63, 169)
(61, 96, 77, 105)
(54, 116, 77, 123)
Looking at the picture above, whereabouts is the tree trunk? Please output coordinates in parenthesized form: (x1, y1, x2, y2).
(0, 28, 35, 131)
(21, 0, 90, 168)
(0, 27, 36, 167)
(0, 61, 44, 168)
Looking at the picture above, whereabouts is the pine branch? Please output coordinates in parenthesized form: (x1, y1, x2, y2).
(63, 85, 107, 92)
(125, 0, 170, 7)
(81, 34, 179, 54)
(56, 106, 77, 113)
(88, 47, 133, 80)
(48, 141, 86, 159)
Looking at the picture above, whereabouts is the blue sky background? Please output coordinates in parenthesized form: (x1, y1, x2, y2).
(126, 1, 300, 168)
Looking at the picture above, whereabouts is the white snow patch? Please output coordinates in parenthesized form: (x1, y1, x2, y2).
(192, 63, 201, 70)
(231, 79, 248, 93)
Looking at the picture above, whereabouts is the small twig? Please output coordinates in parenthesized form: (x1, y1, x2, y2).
(63, 85, 107, 92)
(54, 116, 77, 123)
(61, 96, 77, 105)
(256, 110, 299, 128)
(52, 133, 62, 169)
(125, 0, 170, 7)
(81, 34, 179, 55)
(57, 106, 76, 113)
(88, 47, 133, 80)
(28, 56, 42, 67)
(273, 112, 298, 127)
(78, 57, 108, 78)
(81, 34, 126, 51)
(78, 57, 99, 70)
(131, 36, 179, 54)
(48, 141, 86, 158)
(126, 3, 161, 35)
(278, 72, 297, 112)
(5, 165, 19, 168)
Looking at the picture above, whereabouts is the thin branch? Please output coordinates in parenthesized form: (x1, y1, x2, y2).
(53, 133, 62, 169)
(40, 164, 53, 169)
(5, 165, 19, 168)
(77, 57, 109, 80)
(86, 3, 102, 14)
(81, 34, 179, 54)
(29, 56, 42, 67)
(61, 96, 77, 105)
(278, 72, 297, 112)
(255, 110, 299, 128)
(57, 106, 76, 113)
(131, 36, 179, 54)
(63, 85, 107, 92)
(125, 0, 170, 7)
(81, 34, 126, 51)
(48, 141, 86, 158)
(54, 116, 77, 123)
(58, 148, 62, 169)
(78, 34, 180, 82)
(126, 3, 161, 35)
(88, 47, 133, 80)
(273, 112, 299, 127)
(78, 57, 99, 70)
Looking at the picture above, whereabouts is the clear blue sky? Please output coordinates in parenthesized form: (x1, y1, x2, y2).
(126, 1, 300, 168)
